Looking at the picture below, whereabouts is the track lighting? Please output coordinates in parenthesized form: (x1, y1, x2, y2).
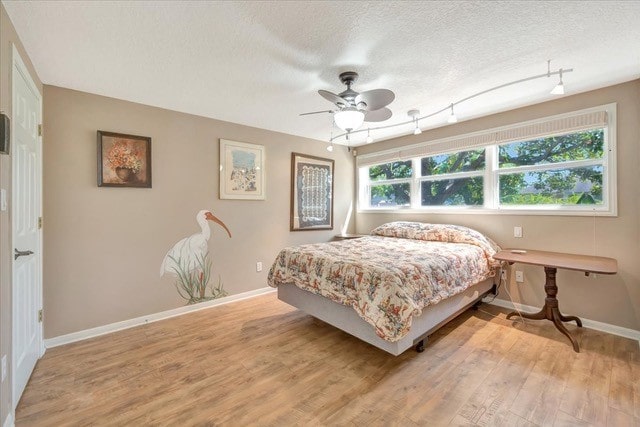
(447, 103, 458, 123)
(329, 61, 573, 144)
(366, 128, 373, 143)
(551, 68, 565, 95)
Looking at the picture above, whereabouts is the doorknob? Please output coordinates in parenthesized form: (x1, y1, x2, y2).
(14, 249, 34, 260)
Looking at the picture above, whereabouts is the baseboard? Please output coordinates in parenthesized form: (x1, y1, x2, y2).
(487, 298, 640, 342)
(3, 412, 14, 427)
(45, 287, 276, 348)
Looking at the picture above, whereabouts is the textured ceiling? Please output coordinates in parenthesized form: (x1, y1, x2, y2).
(3, 1, 640, 146)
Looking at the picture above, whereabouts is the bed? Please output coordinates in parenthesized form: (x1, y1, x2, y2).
(268, 222, 501, 355)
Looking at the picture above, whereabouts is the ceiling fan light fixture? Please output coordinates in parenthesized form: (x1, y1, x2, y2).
(334, 108, 365, 132)
(550, 68, 565, 95)
(447, 103, 458, 123)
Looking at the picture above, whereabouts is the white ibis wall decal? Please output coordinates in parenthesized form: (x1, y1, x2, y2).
(161, 210, 232, 304)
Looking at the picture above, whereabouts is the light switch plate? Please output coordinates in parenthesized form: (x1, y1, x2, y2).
(0, 188, 6, 211)
(515, 271, 524, 283)
(514, 226, 523, 238)
(256, 262, 262, 272)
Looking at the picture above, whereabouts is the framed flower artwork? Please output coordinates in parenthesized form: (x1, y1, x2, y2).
(97, 131, 152, 188)
(290, 152, 334, 231)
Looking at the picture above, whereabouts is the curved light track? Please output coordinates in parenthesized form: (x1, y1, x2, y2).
(330, 67, 574, 144)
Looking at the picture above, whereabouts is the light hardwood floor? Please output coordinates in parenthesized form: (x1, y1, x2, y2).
(16, 292, 640, 426)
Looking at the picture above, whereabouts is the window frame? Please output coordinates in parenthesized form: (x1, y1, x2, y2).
(357, 104, 617, 216)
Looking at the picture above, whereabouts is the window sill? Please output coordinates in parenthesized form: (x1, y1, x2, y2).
(357, 207, 617, 217)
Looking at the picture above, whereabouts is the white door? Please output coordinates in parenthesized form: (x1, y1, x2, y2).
(12, 46, 43, 408)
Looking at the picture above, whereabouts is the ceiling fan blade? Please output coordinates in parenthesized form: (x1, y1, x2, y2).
(318, 90, 351, 108)
(355, 89, 395, 111)
(364, 107, 392, 122)
(299, 110, 334, 116)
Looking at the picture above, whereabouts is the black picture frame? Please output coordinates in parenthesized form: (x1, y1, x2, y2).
(290, 152, 334, 231)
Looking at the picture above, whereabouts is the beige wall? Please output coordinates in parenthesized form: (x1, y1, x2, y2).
(43, 85, 354, 338)
(356, 80, 640, 332)
(0, 2, 43, 422)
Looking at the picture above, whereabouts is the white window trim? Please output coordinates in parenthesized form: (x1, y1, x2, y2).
(357, 103, 617, 217)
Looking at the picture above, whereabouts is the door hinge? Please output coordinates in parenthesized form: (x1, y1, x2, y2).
(38, 124, 42, 137)
(38, 309, 43, 323)
(38, 216, 42, 229)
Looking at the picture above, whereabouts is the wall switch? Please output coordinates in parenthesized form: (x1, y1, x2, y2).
(0, 188, 6, 211)
(1, 355, 6, 382)
(256, 262, 262, 272)
(514, 226, 523, 238)
(515, 271, 524, 283)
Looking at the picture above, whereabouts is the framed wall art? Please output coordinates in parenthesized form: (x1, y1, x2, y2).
(98, 131, 151, 188)
(291, 152, 334, 231)
(219, 139, 265, 200)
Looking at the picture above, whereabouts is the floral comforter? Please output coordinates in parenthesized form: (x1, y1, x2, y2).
(268, 222, 501, 343)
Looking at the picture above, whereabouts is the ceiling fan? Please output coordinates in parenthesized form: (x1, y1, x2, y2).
(301, 71, 395, 133)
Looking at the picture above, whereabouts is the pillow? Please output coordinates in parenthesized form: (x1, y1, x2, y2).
(371, 221, 501, 265)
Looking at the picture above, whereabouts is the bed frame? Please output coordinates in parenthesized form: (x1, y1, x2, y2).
(278, 278, 497, 356)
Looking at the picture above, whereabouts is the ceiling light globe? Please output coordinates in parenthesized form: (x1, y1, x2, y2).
(334, 108, 365, 132)
(448, 114, 458, 124)
(414, 127, 422, 135)
(366, 135, 374, 144)
(326, 145, 334, 152)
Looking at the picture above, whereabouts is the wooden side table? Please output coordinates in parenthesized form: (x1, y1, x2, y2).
(493, 249, 617, 352)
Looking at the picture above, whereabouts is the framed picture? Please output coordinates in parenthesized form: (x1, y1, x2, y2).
(98, 131, 151, 188)
(291, 152, 334, 231)
(219, 139, 265, 200)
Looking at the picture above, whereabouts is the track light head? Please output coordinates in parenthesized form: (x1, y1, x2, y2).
(408, 109, 422, 135)
(447, 104, 458, 123)
(551, 68, 565, 95)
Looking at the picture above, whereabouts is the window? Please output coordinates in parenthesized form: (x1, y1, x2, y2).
(357, 105, 616, 216)
(420, 149, 485, 206)
(497, 130, 604, 206)
(366, 161, 411, 207)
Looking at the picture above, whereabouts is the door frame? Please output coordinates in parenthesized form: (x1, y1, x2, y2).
(11, 44, 44, 410)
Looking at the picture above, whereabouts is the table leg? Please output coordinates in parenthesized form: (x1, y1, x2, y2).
(506, 266, 582, 352)
(552, 308, 580, 352)
(558, 313, 582, 327)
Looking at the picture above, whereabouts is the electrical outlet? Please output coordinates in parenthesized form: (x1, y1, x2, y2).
(514, 226, 523, 238)
(256, 262, 262, 272)
(1, 355, 6, 382)
(515, 271, 524, 283)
